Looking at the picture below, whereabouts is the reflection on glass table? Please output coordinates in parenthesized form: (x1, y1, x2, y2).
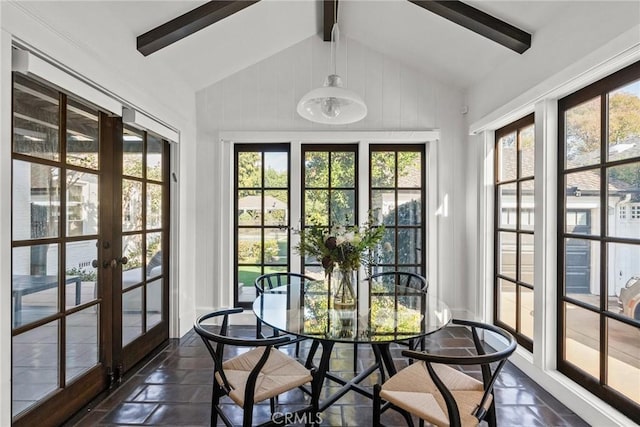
(254, 280, 450, 342)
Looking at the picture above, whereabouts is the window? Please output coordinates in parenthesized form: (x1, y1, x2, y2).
(234, 145, 290, 305)
(301, 145, 358, 276)
(495, 113, 535, 350)
(619, 205, 627, 220)
(369, 146, 425, 276)
(233, 140, 429, 306)
(558, 61, 640, 420)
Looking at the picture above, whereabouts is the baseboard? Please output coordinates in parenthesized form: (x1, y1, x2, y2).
(497, 342, 636, 427)
(449, 308, 475, 320)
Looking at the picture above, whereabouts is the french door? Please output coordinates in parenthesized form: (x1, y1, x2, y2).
(118, 125, 170, 372)
(11, 74, 170, 426)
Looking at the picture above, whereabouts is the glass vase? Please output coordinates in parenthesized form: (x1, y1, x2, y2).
(333, 268, 356, 310)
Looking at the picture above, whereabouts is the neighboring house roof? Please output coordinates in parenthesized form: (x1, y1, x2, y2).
(500, 137, 639, 193)
(568, 138, 640, 193)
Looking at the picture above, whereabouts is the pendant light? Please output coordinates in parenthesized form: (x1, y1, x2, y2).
(296, 2, 367, 125)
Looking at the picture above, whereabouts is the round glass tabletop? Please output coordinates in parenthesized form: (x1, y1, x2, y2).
(253, 280, 451, 344)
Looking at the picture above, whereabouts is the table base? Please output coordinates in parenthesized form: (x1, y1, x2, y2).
(304, 340, 402, 412)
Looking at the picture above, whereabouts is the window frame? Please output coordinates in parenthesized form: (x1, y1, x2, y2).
(226, 132, 439, 309)
(300, 144, 359, 275)
(233, 143, 291, 308)
(494, 113, 536, 351)
(369, 144, 427, 277)
(557, 60, 640, 421)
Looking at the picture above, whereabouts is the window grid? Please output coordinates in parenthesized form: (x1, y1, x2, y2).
(301, 145, 358, 275)
(494, 113, 535, 351)
(234, 144, 290, 308)
(120, 126, 167, 340)
(619, 206, 627, 220)
(369, 145, 426, 277)
(233, 143, 428, 305)
(558, 60, 640, 421)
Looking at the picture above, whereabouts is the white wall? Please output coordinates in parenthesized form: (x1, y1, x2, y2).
(195, 34, 469, 316)
(465, 1, 640, 125)
(0, 3, 199, 425)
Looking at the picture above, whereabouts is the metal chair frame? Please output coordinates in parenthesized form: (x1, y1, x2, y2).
(254, 272, 319, 359)
(194, 308, 319, 427)
(373, 319, 517, 427)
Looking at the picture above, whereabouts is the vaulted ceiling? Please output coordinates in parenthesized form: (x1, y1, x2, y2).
(11, 1, 632, 92)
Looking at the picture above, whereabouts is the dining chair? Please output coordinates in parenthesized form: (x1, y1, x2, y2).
(254, 272, 316, 359)
(367, 271, 429, 293)
(372, 319, 517, 427)
(194, 307, 319, 427)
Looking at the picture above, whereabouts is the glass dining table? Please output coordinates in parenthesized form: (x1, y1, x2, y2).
(252, 278, 452, 411)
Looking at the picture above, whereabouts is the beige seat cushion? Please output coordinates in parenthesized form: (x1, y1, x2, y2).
(215, 347, 312, 407)
(380, 361, 492, 427)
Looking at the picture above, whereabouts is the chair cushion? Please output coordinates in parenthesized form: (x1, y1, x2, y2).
(215, 347, 312, 407)
(379, 361, 492, 427)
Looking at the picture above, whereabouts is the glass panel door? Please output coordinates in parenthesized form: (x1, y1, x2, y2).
(118, 127, 169, 371)
(11, 74, 109, 426)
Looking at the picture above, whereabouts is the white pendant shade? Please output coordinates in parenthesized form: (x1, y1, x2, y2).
(297, 18, 367, 125)
(297, 74, 367, 125)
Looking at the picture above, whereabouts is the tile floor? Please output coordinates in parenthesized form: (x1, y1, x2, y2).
(68, 325, 590, 426)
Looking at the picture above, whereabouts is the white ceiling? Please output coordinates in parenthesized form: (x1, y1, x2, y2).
(11, 0, 616, 92)
(341, 0, 571, 87)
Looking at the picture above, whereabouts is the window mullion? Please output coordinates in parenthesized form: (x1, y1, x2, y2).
(599, 93, 609, 386)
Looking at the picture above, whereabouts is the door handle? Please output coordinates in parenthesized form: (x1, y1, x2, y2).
(103, 256, 129, 269)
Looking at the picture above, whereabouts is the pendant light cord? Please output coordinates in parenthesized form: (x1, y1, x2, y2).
(330, 0, 339, 76)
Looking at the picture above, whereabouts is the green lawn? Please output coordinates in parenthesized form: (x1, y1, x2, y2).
(238, 266, 262, 287)
(237, 265, 288, 287)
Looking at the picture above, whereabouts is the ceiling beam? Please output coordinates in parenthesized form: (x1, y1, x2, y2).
(408, 0, 531, 54)
(137, 0, 261, 56)
(324, 0, 338, 42)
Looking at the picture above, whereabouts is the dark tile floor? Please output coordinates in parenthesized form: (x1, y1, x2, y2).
(68, 325, 590, 427)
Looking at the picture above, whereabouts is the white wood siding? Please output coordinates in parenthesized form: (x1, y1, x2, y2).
(195, 35, 468, 315)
